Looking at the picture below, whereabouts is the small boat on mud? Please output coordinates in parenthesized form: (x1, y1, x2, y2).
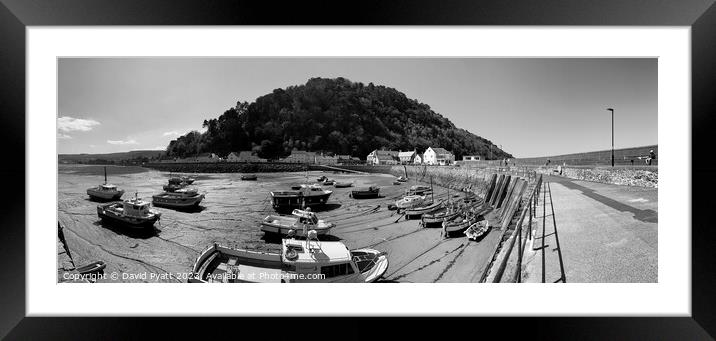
(404, 201, 443, 219)
(422, 208, 462, 227)
(392, 181, 402, 185)
(317, 175, 327, 182)
(465, 220, 490, 241)
(334, 181, 352, 188)
(396, 176, 408, 182)
(97, 194, 161, 228)
(152, 188, 205, 209)
(406, 185, 432, 196)
(443, 213, 480, 236)
(86, 167, 124, 201)
(189, 237, 388, 283)
(350, 186, 380, 199)
(241, 174, 258, 181)
(270, 184, 333, 211)
(261, 209, 334, 237)
(76, 260, 106, 275)
(323, 179, 335, 186)
(395, 195, 428, 209)
(163, 177, 188, 192)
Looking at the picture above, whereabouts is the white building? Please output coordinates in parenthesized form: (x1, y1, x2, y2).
(398, 150, 419, 165)
(366, 150, 399, 165)
(462, 155, 482, 161)
(423, 147, 455, 165)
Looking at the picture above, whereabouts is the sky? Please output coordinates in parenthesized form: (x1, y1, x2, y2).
(58, 58, 657, 158)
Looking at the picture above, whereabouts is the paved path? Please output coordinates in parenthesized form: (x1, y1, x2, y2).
(522, 175, 657, 283)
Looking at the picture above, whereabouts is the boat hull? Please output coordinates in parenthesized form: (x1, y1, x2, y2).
(152, 194, 204, 209)
(422, 210, 461, 226)
(260, 216, 333, 236)
(404, 202, 442, 219)
(350, 190, 380, 199)
(270, 192, 332, 211)
(189, 244, 387, 283)
(87, 189, 124, 201)
(334, 182, 352, 188)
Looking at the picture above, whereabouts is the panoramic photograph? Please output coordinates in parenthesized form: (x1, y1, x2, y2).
(57, 57, 658, 284)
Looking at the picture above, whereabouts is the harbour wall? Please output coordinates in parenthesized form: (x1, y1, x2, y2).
(143, 162, 308, 173)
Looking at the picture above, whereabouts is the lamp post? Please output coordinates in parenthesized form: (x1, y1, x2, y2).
(606, 108, 614, 167)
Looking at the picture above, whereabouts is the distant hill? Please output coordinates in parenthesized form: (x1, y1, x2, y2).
(165, 77, 512, 160)
(59, 150, 165, 164)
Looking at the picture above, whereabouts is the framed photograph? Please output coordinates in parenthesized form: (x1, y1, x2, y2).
(2, 0, 715, 338)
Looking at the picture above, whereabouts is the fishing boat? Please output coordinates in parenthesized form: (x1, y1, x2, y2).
(152, 188, 205, 209)
(261, 209, 333, 237)
(189, 226, 388, 283)
(270, 184, 333, 211)
(96, 194, 161, 228)
(180, 175, 195, 184)
(163, 176, 188, 192)
(241, 174, 258, 181)
(465, 220, 490, 241)
(86, 167, 124, 201)
(422, 208, 462, 227)
(404, 201, 443, 219)
(323, 179, 335, 186)
(333, 181, 352, 188)
(395, 195, 428, 209)
(350, 186, 380, 199)
(406, 185, 432, 196)
(443, 213, 480, 235)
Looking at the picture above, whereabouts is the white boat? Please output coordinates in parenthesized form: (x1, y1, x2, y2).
(97, 194, 161, 228)
(395, 195, 428, 209)
(86, 167, 124, 201)
(152, 188, 205, 209)
(189, 236, 388, 283)
(465, 220, 490, 241)
(261, 209, 333, 236)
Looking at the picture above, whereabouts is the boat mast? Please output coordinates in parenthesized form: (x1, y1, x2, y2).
(430, 176, 434, 203)
(104, 166, 107, 184)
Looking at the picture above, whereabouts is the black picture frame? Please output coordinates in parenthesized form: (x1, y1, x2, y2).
(2, 0, 715, 339)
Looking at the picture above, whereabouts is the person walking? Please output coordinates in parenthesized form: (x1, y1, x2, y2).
(646, 149, 656, 165)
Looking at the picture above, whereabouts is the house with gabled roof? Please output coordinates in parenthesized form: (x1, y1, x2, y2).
(423, 147, 455, 165)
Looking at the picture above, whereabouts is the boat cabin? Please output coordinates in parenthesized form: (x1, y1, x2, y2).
(292, 209, 319, 226)
(98, 184, 118, 191)
(122, 198, 152, 217)
(281, 239, 360, 282)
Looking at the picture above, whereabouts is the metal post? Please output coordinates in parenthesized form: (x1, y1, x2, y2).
(607, 108, 614, 167)
(541, 180, 546, 283)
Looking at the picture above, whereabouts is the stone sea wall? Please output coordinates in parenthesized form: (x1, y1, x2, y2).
(143, 162, 308, 173)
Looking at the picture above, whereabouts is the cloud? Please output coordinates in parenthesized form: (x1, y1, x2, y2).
(58, 116, 100, 132)
(107, 139, 139, 145)
(57, 133, 72, 139)
(163, 131, 179, 137)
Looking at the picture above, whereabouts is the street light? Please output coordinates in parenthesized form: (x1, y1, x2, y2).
(606, 108, 614, 167)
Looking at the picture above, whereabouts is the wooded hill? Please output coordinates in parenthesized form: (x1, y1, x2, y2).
(165, 77, 512, 160)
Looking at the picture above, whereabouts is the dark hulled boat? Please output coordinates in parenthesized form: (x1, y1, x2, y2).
(404, 202, 443, 219)
(350, 186, 380, 199)
(270, 184, 332, 211)
(241, 174, 258, 181)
